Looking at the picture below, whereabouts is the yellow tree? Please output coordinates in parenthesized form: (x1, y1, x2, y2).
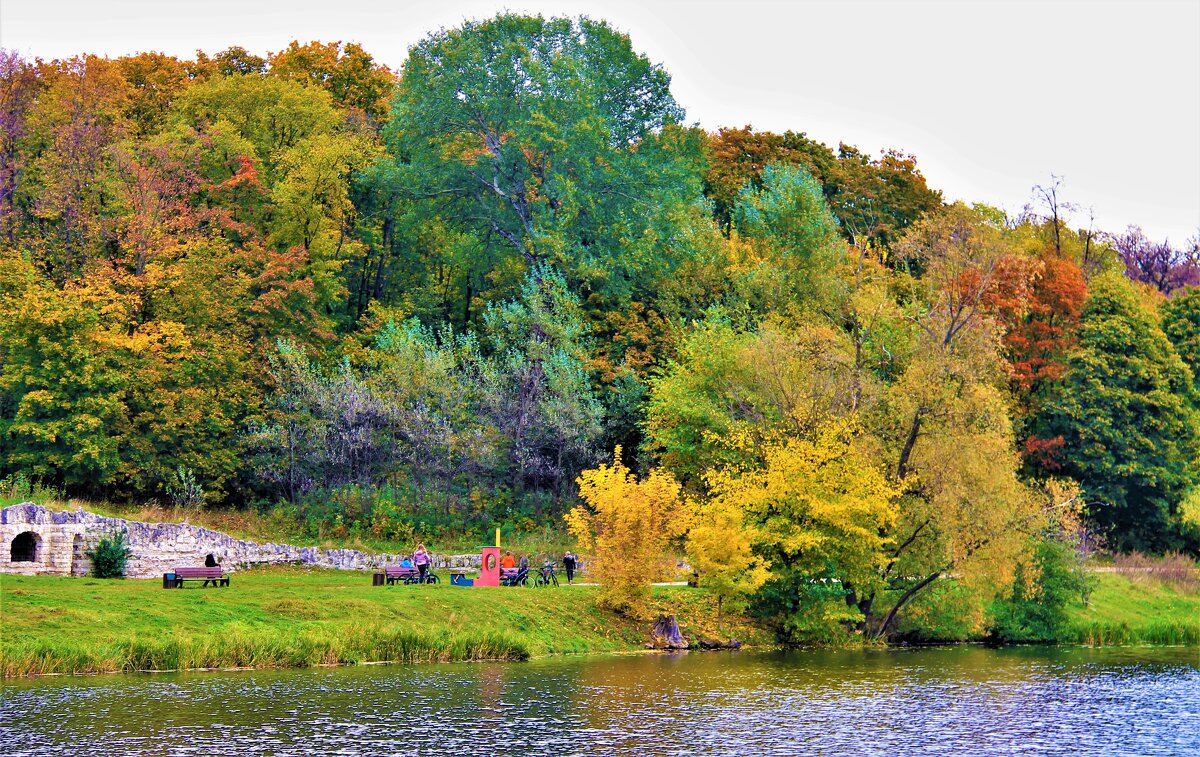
(685, 495, 769, 631)
(704, 420, 902, 638)
(567, 448, 691, 616)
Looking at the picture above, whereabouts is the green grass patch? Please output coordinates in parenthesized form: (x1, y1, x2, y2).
(0, 567, 748, 677)
(1067, 572, 1200, 646)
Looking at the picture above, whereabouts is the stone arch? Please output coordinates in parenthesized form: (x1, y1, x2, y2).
(10, 531, 41, 562)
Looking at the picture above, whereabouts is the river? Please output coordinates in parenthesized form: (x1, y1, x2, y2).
(2, 646, 1197, 756)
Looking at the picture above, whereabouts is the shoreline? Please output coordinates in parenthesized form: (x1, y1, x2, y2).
(2, 567, 1196, 679)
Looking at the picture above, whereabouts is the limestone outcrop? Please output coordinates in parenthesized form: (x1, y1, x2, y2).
(0, 502, 483, 579)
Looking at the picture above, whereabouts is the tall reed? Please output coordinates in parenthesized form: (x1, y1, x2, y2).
(1, 626, 529, 677)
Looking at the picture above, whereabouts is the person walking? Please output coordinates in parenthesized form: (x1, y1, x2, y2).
(562, 551, 577, 584)
(413, 543, 431, 583)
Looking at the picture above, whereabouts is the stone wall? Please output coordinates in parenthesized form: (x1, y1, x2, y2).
(0, 503, 484, 579)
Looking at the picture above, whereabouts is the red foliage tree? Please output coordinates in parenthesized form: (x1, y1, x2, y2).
(985, 252, 1087, 470)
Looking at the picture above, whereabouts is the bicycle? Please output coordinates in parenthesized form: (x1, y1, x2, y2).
(534, 560, 559, 587)
(404, 569, 440, 585)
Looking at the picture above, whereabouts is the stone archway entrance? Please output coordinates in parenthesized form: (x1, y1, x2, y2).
(10, 531, 40, 562)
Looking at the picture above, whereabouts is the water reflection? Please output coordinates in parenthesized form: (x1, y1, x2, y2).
(3, 647, 1197, 756)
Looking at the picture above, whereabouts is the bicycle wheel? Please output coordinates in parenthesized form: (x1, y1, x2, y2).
(425, 573, 440, 584)
(550, 572, 559, 587)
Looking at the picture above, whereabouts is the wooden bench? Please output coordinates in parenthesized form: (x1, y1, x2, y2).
(383, 565, 419, 585)
(173, 566, 229, 588)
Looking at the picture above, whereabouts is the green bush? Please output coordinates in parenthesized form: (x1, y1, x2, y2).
(990, 538, 1087, 643)
(751, 572, 860, 646)
(891, 580, 987, 643)
(86, 531, 132, 578)
(166, 465, 205, 509)
(0, 472, 61, 507)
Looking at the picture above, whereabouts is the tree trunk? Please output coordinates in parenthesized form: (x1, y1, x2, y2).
(650, 615, 689, 649)
(896, 408, 924, 480)
(872, 571, 941, 640)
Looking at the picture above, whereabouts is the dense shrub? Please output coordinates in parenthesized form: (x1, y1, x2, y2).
(86, 531, 132, 578)
(750, 573, 860, 646)
(990, 539, 1087, 643)
(890, 581, 988, 643)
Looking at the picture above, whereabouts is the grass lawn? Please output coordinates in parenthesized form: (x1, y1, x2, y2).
(1068, 572, 1200, 645)
(0, 566, 762, 677)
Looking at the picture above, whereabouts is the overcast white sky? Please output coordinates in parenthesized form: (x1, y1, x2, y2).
(3, 0, 1197, 244)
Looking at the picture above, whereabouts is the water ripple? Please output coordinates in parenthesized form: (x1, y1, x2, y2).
(2, 647, 1197, 756)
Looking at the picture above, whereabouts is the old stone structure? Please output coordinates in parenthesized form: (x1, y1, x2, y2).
(0, 503, 483, 579)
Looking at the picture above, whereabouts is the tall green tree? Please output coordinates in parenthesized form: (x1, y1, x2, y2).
(1162, 287, 1200, 395)
(1037, 274, 1199, 550)
(386, 14, 704, 300)
(731, 162, 843, 310)
(0, 254, 127, 492)
(482, 263, 603, 498)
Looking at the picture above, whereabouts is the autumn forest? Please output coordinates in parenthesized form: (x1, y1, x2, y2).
(2, 15, 1198, 640)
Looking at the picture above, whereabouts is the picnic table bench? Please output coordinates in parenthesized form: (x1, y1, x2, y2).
(383, 565, 419, 585)
(172, 566, 229, 588)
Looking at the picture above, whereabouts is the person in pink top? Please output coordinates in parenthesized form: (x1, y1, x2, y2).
(413, 543, 431, 583)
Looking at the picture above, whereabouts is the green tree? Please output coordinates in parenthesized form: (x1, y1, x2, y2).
(1162, 287, 1200, 395)
(1037, 274, 1200, 550)
(386, 14, 704, 299)
(86, 530, 132, 578)
(989, 537, 1087, 643)
(0, 254, 127, 492)
(172, 75, 340, 180)
(268, 40, 396, 125)
(702, 126, 942, 249)
(832, 145, 943, 250)
(482, 263, 603, 498)
(731, 162, 843, 309)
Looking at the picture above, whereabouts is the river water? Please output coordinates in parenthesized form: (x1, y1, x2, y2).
(2, 646, 1198, 756)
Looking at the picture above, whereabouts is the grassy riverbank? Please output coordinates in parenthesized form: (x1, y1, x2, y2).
(1069, 573, 1200, 645)
(0, 567, 762, 677)
(3, 568, 1195, 678)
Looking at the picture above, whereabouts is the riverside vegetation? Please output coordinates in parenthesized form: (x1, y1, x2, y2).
(0, 566, 769, 677)
(2, 13, 1200, 652)
(1, 565, 1195, 678)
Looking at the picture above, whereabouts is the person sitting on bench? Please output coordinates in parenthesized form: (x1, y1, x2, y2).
(204, 553, 219, 568)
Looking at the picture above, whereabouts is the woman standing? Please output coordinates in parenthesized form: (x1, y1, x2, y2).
(413, 543, 431, 583)
(562, 551, 577, 585)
